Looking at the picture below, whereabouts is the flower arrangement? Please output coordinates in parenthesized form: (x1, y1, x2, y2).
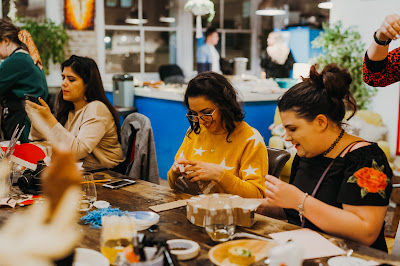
(184, 0, 215, 38)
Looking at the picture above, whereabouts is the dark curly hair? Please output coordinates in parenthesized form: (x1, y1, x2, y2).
(278, 63, 357, 127)
(184, 72, 245, 142)
(55, 55, 121, 141)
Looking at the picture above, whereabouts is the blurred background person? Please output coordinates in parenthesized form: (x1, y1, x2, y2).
(196, 27, 221, 73)
(261, 31, 295, 79)
(0, 19, 48, 143)
(363, 13, 400, 87)
(26, 55, 124, 169)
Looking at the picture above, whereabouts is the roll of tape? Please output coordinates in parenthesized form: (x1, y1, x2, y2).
(166, 239, 200, 261)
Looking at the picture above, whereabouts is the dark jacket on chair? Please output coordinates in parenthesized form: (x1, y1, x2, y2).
(121, 113, 159, 184)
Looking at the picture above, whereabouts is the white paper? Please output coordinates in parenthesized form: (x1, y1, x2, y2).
(269, 228, 346, 260)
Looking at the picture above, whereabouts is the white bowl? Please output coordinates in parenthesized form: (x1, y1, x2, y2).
(73, 248, 109, 266)
(129, 211, 160, 231)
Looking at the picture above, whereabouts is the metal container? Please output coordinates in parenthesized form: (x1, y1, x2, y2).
(113, 74, 134, 107)
(233, 57, 248, 76)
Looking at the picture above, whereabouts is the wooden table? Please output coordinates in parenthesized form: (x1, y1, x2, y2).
(1, 170, 400, 265)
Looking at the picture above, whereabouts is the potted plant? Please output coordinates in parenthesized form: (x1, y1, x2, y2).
(312, 21, 376, 109)
(17, 18, 69, 75)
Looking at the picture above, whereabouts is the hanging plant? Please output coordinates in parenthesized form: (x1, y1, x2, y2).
(184, 0, 215, 38)
(312, 21, 377, 109)
(17, 18, 69, 75)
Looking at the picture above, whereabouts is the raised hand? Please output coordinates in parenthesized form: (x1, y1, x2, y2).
(377, 14, 400, 41)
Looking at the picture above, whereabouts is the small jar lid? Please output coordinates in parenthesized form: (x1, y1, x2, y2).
(166, 239, 200, 260)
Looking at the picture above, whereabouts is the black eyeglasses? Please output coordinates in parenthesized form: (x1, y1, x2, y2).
(186, 109, 217, 123)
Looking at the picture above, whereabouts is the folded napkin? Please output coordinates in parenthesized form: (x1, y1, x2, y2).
(0, 197, 16, 208)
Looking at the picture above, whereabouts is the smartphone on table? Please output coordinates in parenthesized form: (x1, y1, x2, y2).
(24, 94, 41, 105)
(103, 179, 136, 189)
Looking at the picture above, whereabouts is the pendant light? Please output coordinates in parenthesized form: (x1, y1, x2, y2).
(256, 0, 286, 16)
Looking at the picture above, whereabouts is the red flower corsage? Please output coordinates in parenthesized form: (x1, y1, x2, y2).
(347, 160, 388, 199)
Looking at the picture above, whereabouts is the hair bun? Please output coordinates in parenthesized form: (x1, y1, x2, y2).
(308, 64, 324, 89)
(320, 63, 352, 99)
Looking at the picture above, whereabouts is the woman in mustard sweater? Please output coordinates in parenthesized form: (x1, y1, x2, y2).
(167, 72, 268, 198)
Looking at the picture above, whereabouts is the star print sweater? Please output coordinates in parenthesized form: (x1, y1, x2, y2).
(167, 122, 268, 198)
(363, 48, 400, 87)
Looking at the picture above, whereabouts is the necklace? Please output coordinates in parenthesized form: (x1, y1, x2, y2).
(321, 129, 345, 156)
(209, 134, 217, 153)
(208, 131, 225, 153)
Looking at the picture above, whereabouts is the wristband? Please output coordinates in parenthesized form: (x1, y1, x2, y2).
(297, 192, 308, 223)
(374, 31, 392, 46)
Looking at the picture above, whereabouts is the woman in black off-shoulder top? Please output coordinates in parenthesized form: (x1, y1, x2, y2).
(259, 63, 392, 252)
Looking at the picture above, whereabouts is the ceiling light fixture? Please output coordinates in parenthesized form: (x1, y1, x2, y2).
(256, 0, 287, 16)
(318, 1, 333, 9)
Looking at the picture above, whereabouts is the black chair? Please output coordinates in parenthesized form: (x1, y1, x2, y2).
(267, 146, 291, 177)
(158, 64, 185, 84)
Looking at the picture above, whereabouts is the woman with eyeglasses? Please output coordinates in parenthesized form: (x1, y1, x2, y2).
(167, 72, 268, 198)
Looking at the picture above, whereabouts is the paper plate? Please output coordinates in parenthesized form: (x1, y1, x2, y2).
(129, 211, 160, 231)
(73, 248, 109, 266)
(208, 239, 277, 266)
(327, 256, 368, 266)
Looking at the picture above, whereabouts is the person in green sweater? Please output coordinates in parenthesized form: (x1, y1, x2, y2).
(0, 19, 48, 143)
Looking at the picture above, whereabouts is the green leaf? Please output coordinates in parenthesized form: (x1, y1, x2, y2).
(372, 159, 379, 170)
(17, 18, 69, 75)
(347, 175, 357, 183)
(378, 190, 386, 199)
(360, 188, 368, 198)
(311, 21, 376, 109)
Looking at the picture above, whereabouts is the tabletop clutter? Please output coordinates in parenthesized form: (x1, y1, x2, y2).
(0, 134, 389, 266)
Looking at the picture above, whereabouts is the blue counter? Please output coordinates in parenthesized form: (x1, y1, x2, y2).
(133, 91, 279, 180)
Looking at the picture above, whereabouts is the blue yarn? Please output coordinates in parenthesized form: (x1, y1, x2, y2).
(80, 207, 130, 229)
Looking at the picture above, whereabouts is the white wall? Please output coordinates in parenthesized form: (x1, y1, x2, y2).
(330, 0, 400, 157)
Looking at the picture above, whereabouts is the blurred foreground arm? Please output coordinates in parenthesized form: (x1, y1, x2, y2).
(0, 147, 82, 266)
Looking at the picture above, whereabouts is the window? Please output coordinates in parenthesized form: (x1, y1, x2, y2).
(1, 0, 46, 21)
(104, 0, 177, 74)
(193, 0, 253, 71)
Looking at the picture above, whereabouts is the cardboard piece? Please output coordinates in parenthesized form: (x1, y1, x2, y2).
(175, 176, 203, 195)
(186, 194, 262, 228)
(269, 228, 346, 259)
(149, 199, 188, 213)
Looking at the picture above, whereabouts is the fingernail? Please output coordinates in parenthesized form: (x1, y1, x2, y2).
(396, 34, 400, 39)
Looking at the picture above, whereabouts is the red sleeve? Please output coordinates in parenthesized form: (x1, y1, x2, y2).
(363, 47, 400, 87)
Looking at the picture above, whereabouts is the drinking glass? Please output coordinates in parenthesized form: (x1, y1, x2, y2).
(100, 215, 136, 265)
(204, 196, 235, 242)
(79, 172, 97, 212)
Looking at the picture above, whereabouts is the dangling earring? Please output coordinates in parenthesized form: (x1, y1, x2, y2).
(84, 95, 87, 101)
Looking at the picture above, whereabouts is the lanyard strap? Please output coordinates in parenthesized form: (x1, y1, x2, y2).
(300, 140, 365, 227)
(301, 160, 334, 227)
